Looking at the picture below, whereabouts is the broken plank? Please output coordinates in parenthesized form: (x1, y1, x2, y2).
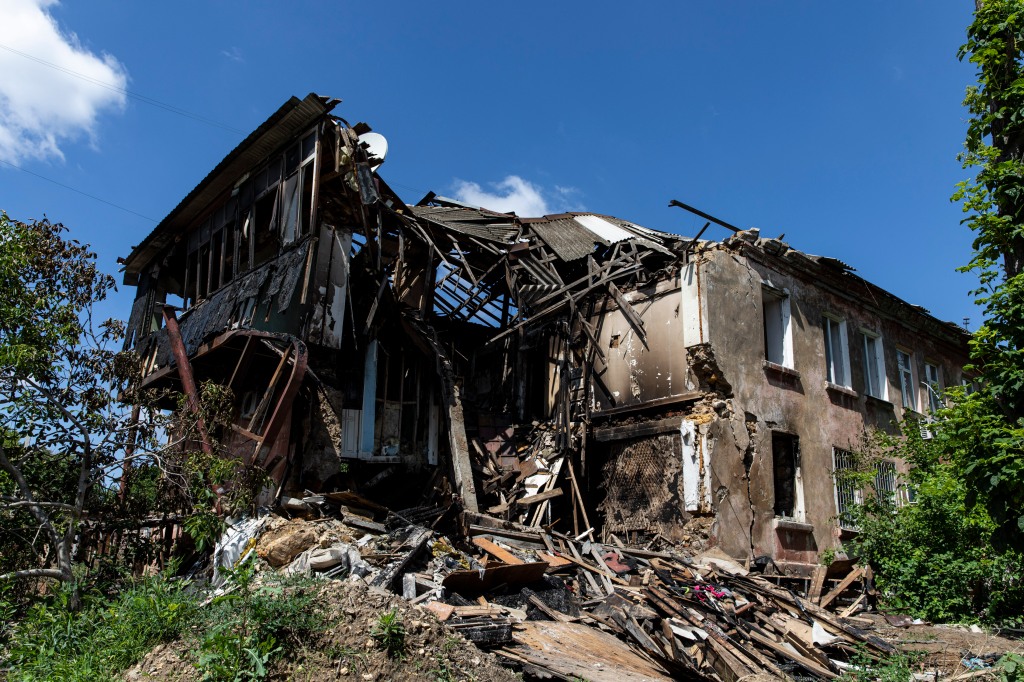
(840, 593, 867, 618)
(472, 536, 524, 565)
(370, 526, 431, 590)
(745, 627, 837, 679)
(819, 566, 865, 610)
(509, 620, 672, 681)
(516, 488, 563, 507)
(593, 417, 684, 442)
(537, 551, 573, 569)
(809, 564, 827, 604)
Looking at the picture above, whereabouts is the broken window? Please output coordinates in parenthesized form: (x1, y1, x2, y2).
(183, 249, 197, 309)
(280, 172, 301, 245)
(209, 228, 223, 291)
(860, 331, 886, 399)
(896, 349, 916, 411)
(771, 431, 801, 520)
(923, 362, 942, 413)
(300, 158, 315, 235)
(223, 222, 235, 283)
(832, 447, 862, 530)
(253, 190, 280, 268)
(237, 209, 253, 274)
(197, 242, 210, 300)
(822, 315, 850, 387)
(762, 287, 792, 367)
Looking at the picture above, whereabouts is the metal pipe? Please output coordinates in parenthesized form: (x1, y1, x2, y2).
(669, 199, 741, 233)
(161, 306, 214, 456)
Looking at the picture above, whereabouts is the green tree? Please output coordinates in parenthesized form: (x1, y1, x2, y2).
(952, 0, 1024, 549)
(0, 212, 163, 589)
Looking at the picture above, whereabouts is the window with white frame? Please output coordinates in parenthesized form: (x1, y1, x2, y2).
(923, 362, 943, 413)
(860, 331, 887, 400)
(823, 315, 851, 387)
(762, 286, 793, 368)
(832, 448, 862, 530)
(896, 349, 916, 411)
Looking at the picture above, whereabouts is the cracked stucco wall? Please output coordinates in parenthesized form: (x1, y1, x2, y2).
(696, 244, 970, 565)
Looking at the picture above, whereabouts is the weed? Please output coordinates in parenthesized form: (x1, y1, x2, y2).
(326, 644, 367, 674)
(836, 647, 916, 682)
(431, 659, 456, 681)
(999, 653, 1024, 682)
(442, 634, 460, 654)
(192, 558, 325, 681)
(371, 608, 406, 659)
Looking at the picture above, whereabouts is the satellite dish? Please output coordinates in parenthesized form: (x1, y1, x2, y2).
(358, 132, 388, 170)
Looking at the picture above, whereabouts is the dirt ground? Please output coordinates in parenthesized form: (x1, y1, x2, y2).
(120, 565, 1024, 682)
(123, 578, 518, 682)
(862, 613, 1024, 678)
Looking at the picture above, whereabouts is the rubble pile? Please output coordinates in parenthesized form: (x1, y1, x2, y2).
(215, 493, 894, 682)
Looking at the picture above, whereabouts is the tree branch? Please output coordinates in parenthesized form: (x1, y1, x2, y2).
(0, 568, 65, 582)
(0, 446, 60, 548)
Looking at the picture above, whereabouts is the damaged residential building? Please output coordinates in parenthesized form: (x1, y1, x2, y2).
(121, 93, 970, 572)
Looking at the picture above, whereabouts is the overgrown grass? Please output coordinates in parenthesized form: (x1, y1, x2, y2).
(3, 570, 198, 682)
(1, 561, 326, 682)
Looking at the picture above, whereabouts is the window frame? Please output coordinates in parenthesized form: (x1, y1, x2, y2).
(771, 431, 804, 522)
(822, 314, 851, 388)
(923, 362, 943, 413)
(859, 329, 888, 400)
(762, 285, 793, 368)
(896, 348, 917, 411)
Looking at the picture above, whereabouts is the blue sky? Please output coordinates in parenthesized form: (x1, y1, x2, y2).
(0, 1, 980, 328)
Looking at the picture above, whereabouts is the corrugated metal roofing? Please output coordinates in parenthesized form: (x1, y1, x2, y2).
(409, 205, 520, 244)
(123, 93, 338, 281)
(528, 217, 600, 261)
(525, 213, 681, 262)
(573, 214, 633, 244)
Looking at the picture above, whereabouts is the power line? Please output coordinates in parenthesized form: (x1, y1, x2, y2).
(0, 158, 157, 223)
(0, 41, 246, 135)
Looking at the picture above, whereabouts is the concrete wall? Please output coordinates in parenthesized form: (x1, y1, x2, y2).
(697, 243, 968, 566)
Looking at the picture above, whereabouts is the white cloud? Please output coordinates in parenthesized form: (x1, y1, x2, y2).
(452, 175, 582, 216)
(0, 0, 127, 163)
(221, 46, 244, 63)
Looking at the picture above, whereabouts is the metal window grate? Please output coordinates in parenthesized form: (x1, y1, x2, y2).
(874, 460, 898, 505)
(832, 448, 860, 530)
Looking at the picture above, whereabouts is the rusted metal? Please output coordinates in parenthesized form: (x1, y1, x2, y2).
(162, 305, 213, 456)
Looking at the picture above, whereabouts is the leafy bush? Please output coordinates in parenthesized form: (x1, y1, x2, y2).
(842, 422, 1024, 626)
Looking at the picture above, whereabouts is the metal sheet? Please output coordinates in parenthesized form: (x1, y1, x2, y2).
(410, 206, 519, 243)
(529, 217, 599, 261)
(574, 214, 633, 244)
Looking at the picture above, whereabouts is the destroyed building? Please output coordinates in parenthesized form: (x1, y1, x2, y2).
(121, 93, 970, 573)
